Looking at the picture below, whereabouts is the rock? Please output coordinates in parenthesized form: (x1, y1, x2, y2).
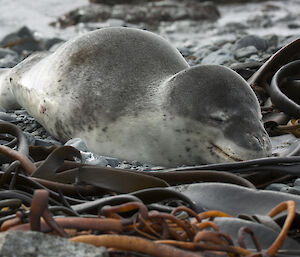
(41, 37, 65, 50)
(219, 22, 248, 34)
(193, 48, 212, 62)
(0, 26, 42, 54)
(263, 34, 278, 49)
(0, 48, 18, 59)
(23, 132, 36, 146)
(201, 48, 234, 65)
(288, 23, 300, 29)
(260, 3, 280, 12)
(235, 35, 268, 51)
(34, 138, 62, 147)
(54, 1, 220, 28)
(104, 156, 120, 167)
(280, 186, 300, 195)
(294, 178, 300, 186)
(234, 46, 258, 59)
(0, 231, 108, 257)
(0, 112, 18, 123)
(177, 46, 192, 57)
(65, 138, 90, 152)
(106, 18, 126, 27)
(265, 183, 289, 191)
(81, 152, 110, 166)
(0, 54, 20, 68)
(89, 0, 154, 5)
(117, 162, 132, 170)
(247, 14, 272, 28)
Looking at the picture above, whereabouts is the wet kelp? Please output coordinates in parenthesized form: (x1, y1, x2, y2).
(0, 38, 300, 256)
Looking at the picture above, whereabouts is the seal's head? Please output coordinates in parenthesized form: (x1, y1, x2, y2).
(159, 65, 271, 165)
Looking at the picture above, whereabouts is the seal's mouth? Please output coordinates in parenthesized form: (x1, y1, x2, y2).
(210, 142, 243, 162)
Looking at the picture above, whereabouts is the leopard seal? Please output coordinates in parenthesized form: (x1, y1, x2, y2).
(0, 27, 271, 166)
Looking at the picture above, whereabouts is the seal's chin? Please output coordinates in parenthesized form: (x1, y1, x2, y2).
(210, 142, 244, 162)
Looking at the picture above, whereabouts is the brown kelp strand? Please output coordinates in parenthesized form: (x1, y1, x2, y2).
(1, 189, 297, 257)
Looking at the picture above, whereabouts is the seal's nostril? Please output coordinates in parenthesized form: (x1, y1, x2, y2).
(254, 136, 262, 145)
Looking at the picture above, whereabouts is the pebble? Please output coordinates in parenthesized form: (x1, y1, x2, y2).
(0, 231, 108, 257)
(0, 26, 42, 54)
(0, 54, 20, 68)
(265, 183, 289, 192)
(201, 48, 234, 65)
(234, 46, 258, 59)
(81, 152, 110, 166)
(235, 35, 268, 51)
(0, 48, 18, 59)
(294, 178, 300, 186)
(65, 138, 90, 152)
(280, 186, 300, 195)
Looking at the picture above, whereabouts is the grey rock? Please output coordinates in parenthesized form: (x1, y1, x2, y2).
(81, 152, 109, 166)
(35, 138, 62, 147)
(41, 37, 65, 50)
(0, 112, 18, 123)
(280, 186, 300, 195)
(104, 156, 120, 167)
(220, 22, 248, 34)
(260, 3, 281, 12)
(265, 183, 289, 191)
(55, 1, 220, 28)
(177, 46, 192, 57)
(23, 132, 36, 145)
(117, 162, 132, 169)
(0, 26, 42, 54)
(201, 48, 233, 65)
(234, 46, 258, 59)
(288, 23, 300, 29)
(14, 109, 27, 115)
(235, 35, 268, 51)
(65, 138, 90, 152)
(0, 231, 108, 257)
(106, 18, 126, 27)
(90, 0, 156, 4)
(246, 14, 273, 28)
(294, 178, 300, 187)
(279, 35, 300, 48)
(263, 34, 278, 49)
(49, 42, 65, 52)
(0, 48, 18, 59)
(0, 54, 20, 68)
(194, 48, 212, 62)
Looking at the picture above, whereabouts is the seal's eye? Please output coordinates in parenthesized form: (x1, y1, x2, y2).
(209, 111, 228, 123)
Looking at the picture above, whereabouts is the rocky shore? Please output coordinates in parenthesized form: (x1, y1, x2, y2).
(0, 0, 299, 170)
(0, 0, 300, 255)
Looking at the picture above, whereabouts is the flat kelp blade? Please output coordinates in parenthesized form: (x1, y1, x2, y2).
(174, 182, 300, 216)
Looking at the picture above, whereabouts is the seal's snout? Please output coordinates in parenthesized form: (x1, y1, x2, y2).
(248, 132, 272, 156)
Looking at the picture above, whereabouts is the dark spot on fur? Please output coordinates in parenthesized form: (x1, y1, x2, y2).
(102, 127, 108, 132)
(9, 77, 12, 82)
(185, 147, 191, 152)
(58, 79, 62, 82)
(40, 105, 46, 114)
